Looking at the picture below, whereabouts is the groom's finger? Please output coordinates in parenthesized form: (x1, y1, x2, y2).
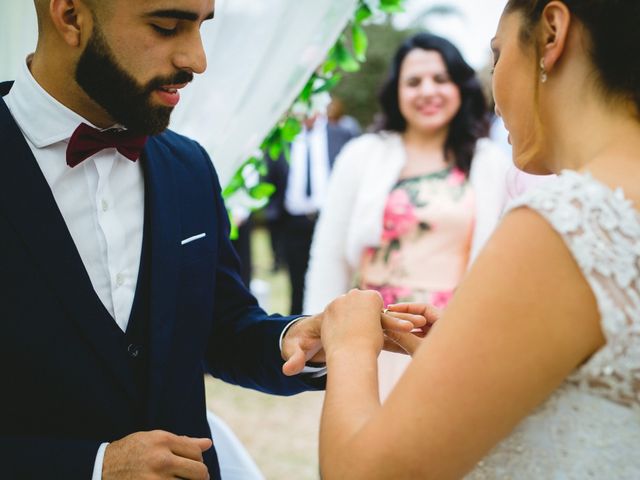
(282, 348, 307, 376)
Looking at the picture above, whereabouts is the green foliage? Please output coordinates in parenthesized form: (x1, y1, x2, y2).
(332, 23, 414, 129)
(351, 23, 368, 61)
(223, 0, 408, 227)
(379, 0, 405, 14)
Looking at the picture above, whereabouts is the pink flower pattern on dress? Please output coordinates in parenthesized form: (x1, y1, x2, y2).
(430, 290, 454, 309)
(365, 284, 413, 307)
(382, 189, 419, 242)
(361, 167, 471, 309)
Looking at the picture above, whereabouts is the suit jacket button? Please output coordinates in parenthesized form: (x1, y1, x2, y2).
(127, 344, 141, 358)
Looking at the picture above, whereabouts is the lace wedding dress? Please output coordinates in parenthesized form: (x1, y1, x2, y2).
(467, 171, 640, 479)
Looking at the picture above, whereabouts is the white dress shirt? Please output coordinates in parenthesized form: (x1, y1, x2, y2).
(5, 59, 144, 333)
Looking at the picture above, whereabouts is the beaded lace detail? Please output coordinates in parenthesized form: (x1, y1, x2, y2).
(467, 170, 640, 479)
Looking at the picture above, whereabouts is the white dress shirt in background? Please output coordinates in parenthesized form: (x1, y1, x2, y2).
(284, 115, 330, 215)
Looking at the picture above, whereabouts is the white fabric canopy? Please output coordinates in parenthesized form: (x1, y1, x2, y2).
(0, 0, 357, 186)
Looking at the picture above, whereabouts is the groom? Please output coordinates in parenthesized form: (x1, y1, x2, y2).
(0, 0, 329, 478)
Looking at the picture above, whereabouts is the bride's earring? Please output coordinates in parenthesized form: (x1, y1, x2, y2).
(540, 58, 548, 83)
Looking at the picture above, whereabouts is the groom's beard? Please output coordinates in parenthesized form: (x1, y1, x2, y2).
(75, 25, 193, 135)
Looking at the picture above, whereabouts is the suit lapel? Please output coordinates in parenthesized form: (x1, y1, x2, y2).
(0, 94, 138, 402)
(142, 137, 180, 421)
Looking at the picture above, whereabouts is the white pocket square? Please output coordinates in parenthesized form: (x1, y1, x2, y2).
(181, 233, 206, 245)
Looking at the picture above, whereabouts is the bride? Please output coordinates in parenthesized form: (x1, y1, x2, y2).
(317, 0, 640, 478)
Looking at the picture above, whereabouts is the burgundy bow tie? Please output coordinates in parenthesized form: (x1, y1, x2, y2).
(66, 123, 148, 168)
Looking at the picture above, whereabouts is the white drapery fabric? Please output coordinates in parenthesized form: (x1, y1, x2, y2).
(0, 0, 357, 186)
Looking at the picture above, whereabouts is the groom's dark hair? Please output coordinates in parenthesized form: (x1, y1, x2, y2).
(34, 0, 110, 32)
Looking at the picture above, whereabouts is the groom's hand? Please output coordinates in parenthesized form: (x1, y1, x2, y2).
(281, 297, 433, 375)
(281, 314, 324, 376)
(103, 430, 212, 479)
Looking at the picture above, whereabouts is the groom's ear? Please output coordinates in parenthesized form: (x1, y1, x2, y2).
(48, 0, 94, 48)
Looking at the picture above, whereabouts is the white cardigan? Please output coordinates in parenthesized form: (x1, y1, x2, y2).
(303, 132, 512, 314)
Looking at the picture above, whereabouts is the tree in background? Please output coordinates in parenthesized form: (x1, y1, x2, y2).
(332, 23, 413, 131)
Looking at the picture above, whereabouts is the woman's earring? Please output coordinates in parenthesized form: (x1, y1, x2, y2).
(540, 58, 548, 83)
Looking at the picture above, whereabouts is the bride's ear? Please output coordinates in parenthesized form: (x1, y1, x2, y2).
(538, 1, 572, 74)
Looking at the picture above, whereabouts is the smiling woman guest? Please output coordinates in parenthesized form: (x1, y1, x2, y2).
(304, 33, 511, 398)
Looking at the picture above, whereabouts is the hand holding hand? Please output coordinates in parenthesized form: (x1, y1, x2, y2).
(383, 303, 441, 356)
(281, 295, 435, 375)
(320, 289, 387, 358)
(102, 430, 212, 480)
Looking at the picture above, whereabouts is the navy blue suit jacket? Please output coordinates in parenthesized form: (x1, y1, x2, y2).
(0, 82, 323, 478)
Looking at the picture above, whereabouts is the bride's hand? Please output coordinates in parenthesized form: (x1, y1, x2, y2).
(321, 289, 387, 357)
(382, 303, 441, 356)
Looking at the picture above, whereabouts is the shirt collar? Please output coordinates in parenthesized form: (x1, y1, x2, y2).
(6, 57, 116, 148)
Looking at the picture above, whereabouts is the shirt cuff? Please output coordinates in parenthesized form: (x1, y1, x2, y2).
(279, 317, 327, 377)
(91, 443, 109, 480)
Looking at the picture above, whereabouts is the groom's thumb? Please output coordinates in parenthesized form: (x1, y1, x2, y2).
(282, 348, 306, 377)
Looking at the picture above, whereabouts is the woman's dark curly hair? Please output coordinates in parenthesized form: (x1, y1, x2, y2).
(378, 33, 490, 176)
(506, 0, 640, 114)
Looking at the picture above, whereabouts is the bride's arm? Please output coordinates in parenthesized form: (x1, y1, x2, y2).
(319, 207, 606, 479)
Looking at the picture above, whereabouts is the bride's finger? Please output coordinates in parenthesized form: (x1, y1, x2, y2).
(384, 330, 423, 356)
(381, 311, 427, 332)
(387, 303, 441, 323)
(382, 336, 411, 355)
(383, 311, 433, 327)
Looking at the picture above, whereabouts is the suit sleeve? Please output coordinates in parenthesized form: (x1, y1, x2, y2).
(199, 146, 325, 394)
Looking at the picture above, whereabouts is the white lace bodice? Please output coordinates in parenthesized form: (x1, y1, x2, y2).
(467, 170, 640, 479)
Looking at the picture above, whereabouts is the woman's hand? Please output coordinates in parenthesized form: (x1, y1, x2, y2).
(383, 303, 441, 356)
(321, 291, 436, 358)
(321, 289, 386, 358)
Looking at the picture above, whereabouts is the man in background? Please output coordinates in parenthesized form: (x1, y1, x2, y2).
(265, 112, 358, 314)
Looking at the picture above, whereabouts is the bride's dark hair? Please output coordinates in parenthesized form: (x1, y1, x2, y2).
(506, 0, 640, 114)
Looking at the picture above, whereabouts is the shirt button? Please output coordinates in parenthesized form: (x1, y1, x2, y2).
(116, 273, 124, 287)
(101, 199, 109, 212)
(127, 344, 141, 358)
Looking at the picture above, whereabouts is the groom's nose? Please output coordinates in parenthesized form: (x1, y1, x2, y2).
(173, 31, 208, 75)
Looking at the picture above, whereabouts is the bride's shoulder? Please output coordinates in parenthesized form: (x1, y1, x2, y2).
(508, 170, 640, 234)
(506, 168, 640, 305)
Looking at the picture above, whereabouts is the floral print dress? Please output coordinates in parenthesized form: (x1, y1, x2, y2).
(359, 165, 475, 307)
(359, 165, 476, 399)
